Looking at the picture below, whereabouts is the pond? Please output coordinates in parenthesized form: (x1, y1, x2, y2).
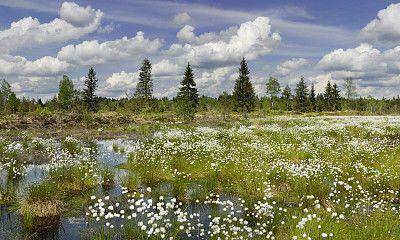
(0, 140, 129, 240)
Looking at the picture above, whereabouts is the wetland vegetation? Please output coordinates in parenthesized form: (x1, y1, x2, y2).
(1, 116, 400, 239)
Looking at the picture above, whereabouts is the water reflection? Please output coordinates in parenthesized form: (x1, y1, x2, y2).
(0, 139, 128, 240)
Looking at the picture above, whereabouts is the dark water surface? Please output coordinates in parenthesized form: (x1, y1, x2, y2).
(0, 140, 127, 240)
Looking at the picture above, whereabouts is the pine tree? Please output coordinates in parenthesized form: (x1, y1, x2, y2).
(281, 85, 292, 111)
(0, 79, 12, 113)
(135, 58, 153, 100)
(233, 58, 256, 118)
(316, 93, 325, 112)
(309, 83, 316, 111)
(266, 77, 280, 110)
(324, 81, 333, 111)
(83, 67, 98, 112)
(58, 75, 74, 110)
(294, 77, 309, 112)
(37, 99, 44, 108)
(176, 63, 198, 121)
(6, 92, 19, 114)
(332, 83, 341, 111)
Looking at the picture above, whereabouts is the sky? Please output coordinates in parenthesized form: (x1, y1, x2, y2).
(0, 0, 400, 100)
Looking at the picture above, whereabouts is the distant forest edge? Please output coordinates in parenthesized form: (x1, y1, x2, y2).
(1, 58, 400, 122)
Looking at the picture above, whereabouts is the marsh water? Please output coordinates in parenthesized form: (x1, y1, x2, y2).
(0, 140, 127, 240)
(0, 140, 239, 240)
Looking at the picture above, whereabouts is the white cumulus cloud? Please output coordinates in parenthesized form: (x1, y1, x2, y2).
(361, 3, 400, 43)
(0, 1, 103, 54)
(317, 43, 387, 76)
(0, 55, 70, 76)
(275, 58, 309, 76)
(170, 17, 281, 68)
(57, 32, 164, 65)
(172, 12, 191, 26)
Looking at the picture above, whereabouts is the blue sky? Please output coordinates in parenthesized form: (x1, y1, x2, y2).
(0, 0, 399, 99)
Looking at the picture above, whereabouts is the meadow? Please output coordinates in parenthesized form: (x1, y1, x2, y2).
(1, 115, 400, 239)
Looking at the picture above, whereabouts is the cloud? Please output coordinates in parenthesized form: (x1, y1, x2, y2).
(172, 12, 191, 26)
(152, 59, 181, 76)
(316, 43, 387, 77)
(59, 1, 99, 27)
(57, 32, 164, 65)
(170, 17, 281, 68)
(0, 1, 103, 54)
(197, 66, 236, 95)
(102, 59, 181, 95)
(275, 58, 309, 76)
(176, 25, 237, 45)
(98, 17, 281, 98)
(309, 73, 334, 94)
(8, 75, 64, 100)
(361, 3, 400, 43)
(0, 54, 70, 76)
(97, 22, 117, 34)
(104, 71, 139, 90)
(312, 43, 400, 97)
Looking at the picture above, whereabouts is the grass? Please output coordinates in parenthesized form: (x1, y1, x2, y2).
(3, 115, 400, 239)
(19, 181, 63, 232)
(101, 166, 115, 189)
(84, 116, 400, 239)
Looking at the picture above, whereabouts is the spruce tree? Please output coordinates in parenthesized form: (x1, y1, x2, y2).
(324, 81, 333, 111)
(176, 63, 198, 121)
(233, 58, 256, 118)
(83, 67, 98, 112)
(316, 93, 325, 112)
(281, 85, 292, 111)
(266, 77, 280, 110)
(135, 58, 153, 100)
(332, 83, 341, 111)
(309, 83, 316, 111)
(294, 77, 309, 112)
(0, 79, 12, 113)
(6, 92, 19, 114)
(58, 75, 74, 110)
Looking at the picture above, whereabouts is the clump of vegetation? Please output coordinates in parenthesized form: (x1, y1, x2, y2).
(101, 166, 115, 190)
(19, 181, 63, 232)
(0, 182, 16, 205)
(61, 137, 83, 155)
(47, 164, 98, 194)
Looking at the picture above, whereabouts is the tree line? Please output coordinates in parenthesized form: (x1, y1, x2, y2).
(1, 58, 400, 120)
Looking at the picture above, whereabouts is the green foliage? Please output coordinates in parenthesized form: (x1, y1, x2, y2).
(101, 166, 115, 189)
(0, 79, 12, 112)
(282, 85, 292, 111)
(344, 77, 356, 99)
(233, 57, 256, 117)
(218, 91, 233, 119)
(266, 77, 281, 109)
(4, 59, 400, 116)
(309, 83, 316, 111)
(58, 75, 74, 110)
(6, 92, 19, 114)
(324, 81, 341, 111)
(176, 63, 198, 121)
(83, 67, 98, 112)
(294, 77, 309, 112)
(134, 58, 153, 100)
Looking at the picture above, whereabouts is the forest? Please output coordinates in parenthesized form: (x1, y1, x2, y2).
(1, 58, 400, 125)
